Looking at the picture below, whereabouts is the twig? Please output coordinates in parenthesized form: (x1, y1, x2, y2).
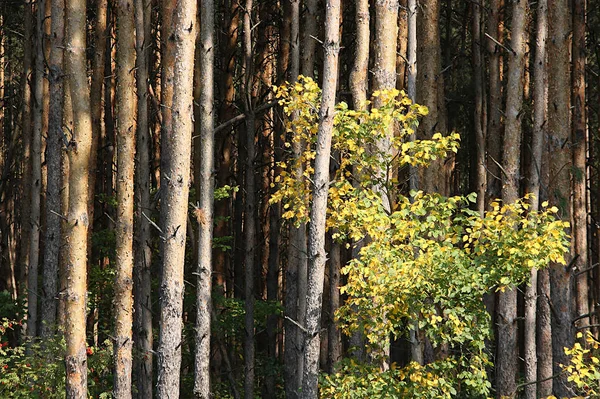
(285, 315, 308, 334)
(142, 212, 164, 236)
(485, 32, 516, 55)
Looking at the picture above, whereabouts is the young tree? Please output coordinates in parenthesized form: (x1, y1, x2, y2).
(113, 0, 136, 396)
(193, 0, 215, 395)
(300, 0, 341, 396)
(155, 0, 197, 396)
(64, 0, 93, 394)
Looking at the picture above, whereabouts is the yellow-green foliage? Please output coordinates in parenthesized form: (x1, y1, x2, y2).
(271, 77, 570, 398)
(561, 332, 600, 398)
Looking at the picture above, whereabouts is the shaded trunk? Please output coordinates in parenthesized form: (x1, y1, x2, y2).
(132, 0, 153, 396)
(548, 0, 574, 395)
(496, 0, 528, 396)
(472, 1, 485, 215)
(41, 0, 65, 338)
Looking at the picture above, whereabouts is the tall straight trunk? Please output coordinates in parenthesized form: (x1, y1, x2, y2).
(525, 1, 548, 397)
(283, 0, 301, 395)
(64, 0, 93, 394)
(19, 1, 33, 301)
(300, 0, 340, 395)
(407, 0, 416, 101)
(485, 0, 503, 204)
(548, 0, 574, 395)
(193, 0, 215, 395)
(242, 0, 256, 397)
(113, 0, 136, 396)
(155, 0, 197, 397)
(132, 0, 153, 396)
(416, 0, 447, 195)
(496, 0, 528, 396)
(572, 0, 588, 332)
(41, 0, 65, 338)
(472, 1, 485, 215)
(28, 0, 45, 339)
(328, 237, 342, 370)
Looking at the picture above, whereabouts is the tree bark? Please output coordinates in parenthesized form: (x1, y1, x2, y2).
(471, 1, 484, 215)
(113, 0, 136, 396)
(28, 0, 45, 340)
(572, 0, 588, 333)
(155, 0, 197, 396)
(496, 0, 528, 396)
(548, 0, 574, 395)
(193, 0, 215, 395)
(242, 0, 256, 397)
(349, 0, 368, 110)
(41, 0, 65, 339)
(64, 0, 93, 393)
(132, 0, 153, 396)
(525, 0, 548, 397)
(300, 0, 340, 395)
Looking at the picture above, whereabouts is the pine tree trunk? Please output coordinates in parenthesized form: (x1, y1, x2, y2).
(64, 0, 93, 394)
(300, 0, 340, 395)
(572, 0, 588, 333)
(28, 0, 45, 339)
(193, 0, 215, 395)
(132, 0, 153, 396)
(524, 1, 548, 397)
(41, 0, 65, 338)
(113, 0, 136, 396)
(496, 0, 528, 396)
(471, 1, 485, 216)
(155, 0, 197, 396)
(548, 0, 574, 395)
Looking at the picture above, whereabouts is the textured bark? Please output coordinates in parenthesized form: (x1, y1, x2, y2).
(496, 1, 528, 396)
(113, 0, 136, 396)
(349, 0, 368, 110)
(132, 0, 152, 396)
(193, 0, 215, 395)
(41, 0, 65, 338)
(65, 0, 93, 394)
(242, 0, 256, 397)
(472, 1, 484, 215)
(416, 0, 448, 195)
(300, 0, 318, 78)
(548, 0, 574, 395)
(155, 0, 197, 396)
(28, 0, 45, 339)
(407, 0, 416, 101)
(525, 1, 548, 397)
(485, 0, 503, 204)
(572, 0, 588, 333)
(19, 1, 33, 301)
(299, 0, 340, 395)
(328, 238, 342, 370)
(284, 0, 302, 395)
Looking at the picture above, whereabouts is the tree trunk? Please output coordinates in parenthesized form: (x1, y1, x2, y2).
(242, 0, 256, 397)
(193, 0, 215, 395)
(132, 0, 153, 396)
(525, 1, 548, 397)
(113, 0, 136, 396)
(471, 1, 484, 215)
(572, 0, 588, 333)
(496, 0, 528, 396)
(548, 0, 574, 395)
(155, 0, 197, 396)
(301, 0, 318, 78)
(485, 0, 503, 204)
(328, 237, 342, 371)
(300, 0, 340, 395)
(349, 0, 368, 110)
(64, 0, 93, 394)
(28, 0, 45, 340)
(41, 0, 65, 339)
(416, 0, 448, 195)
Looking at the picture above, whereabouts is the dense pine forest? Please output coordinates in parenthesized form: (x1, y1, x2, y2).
(0, 0, 599, 397)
